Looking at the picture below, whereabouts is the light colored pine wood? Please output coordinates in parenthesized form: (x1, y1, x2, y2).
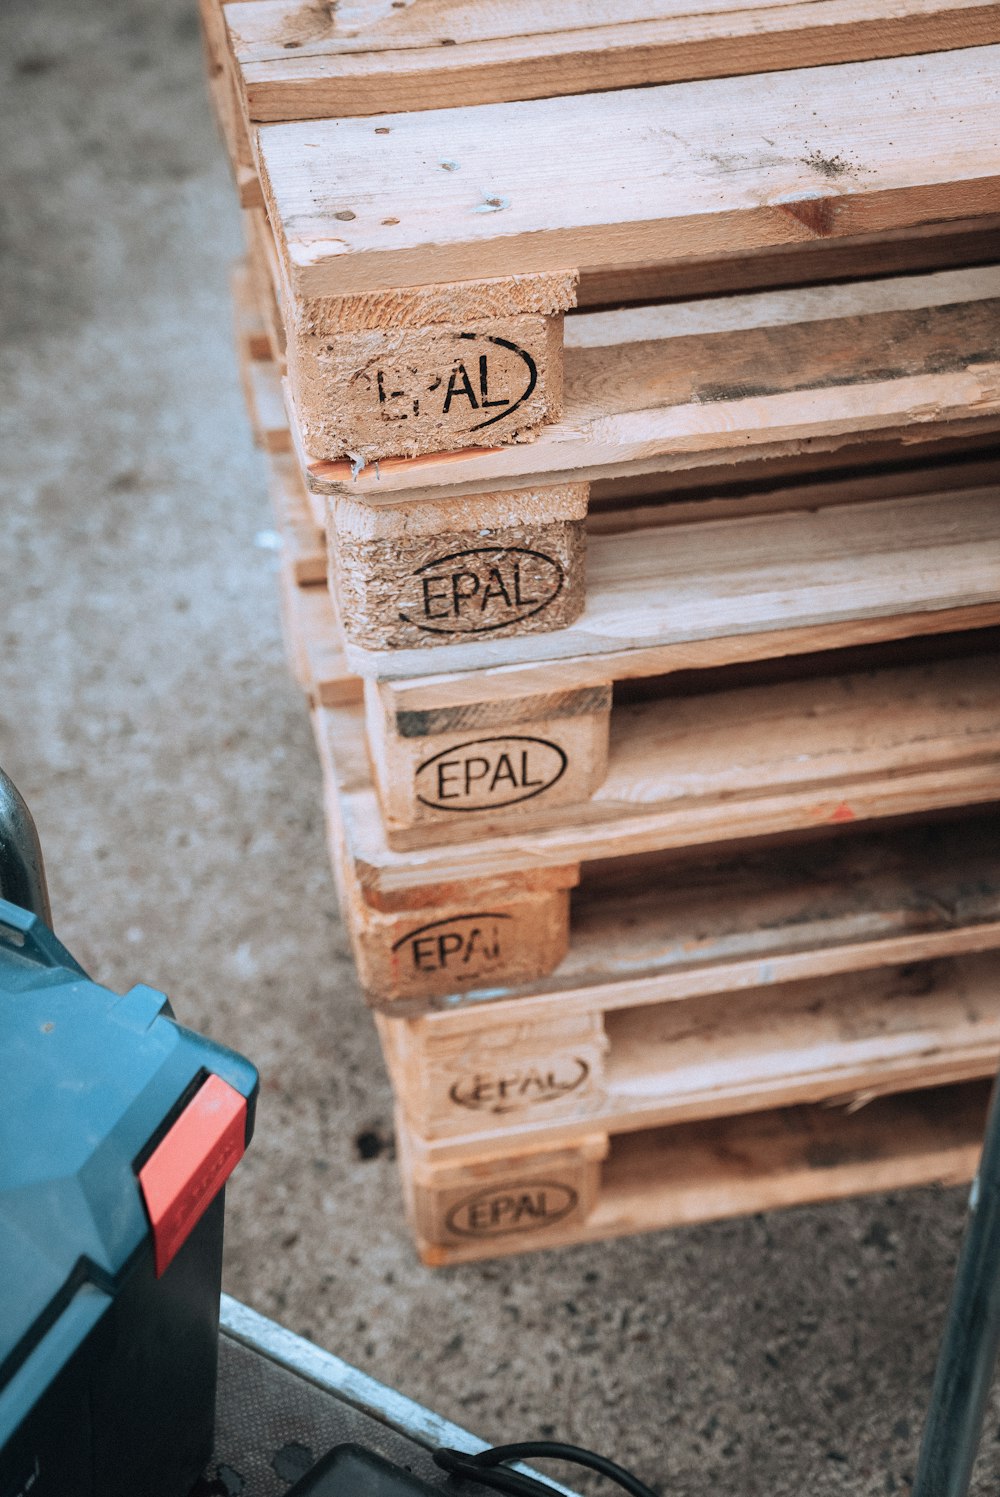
(390, 814, 1000, 1018)
(267, 452, 326, 585)
(229, 0, 1000, 123)
(576, 217, 1000, 306)
(365, 676, 612, 829)
(321, 765, 580, 1001)
(318, 645, 1000, 890)
(278, 564, 359, 707)
(363, 480, 1000, 831)
(231, 261, 271, 363)
(400, 1080, 988, 1263)
(587, 441, 1000, 533)
(343, 871, 577, 1002)
(350, 482, 1000, 680)
(233, 276, 292, 454)
(272, 431, 1000, 639)
(329, 484, 588, 649)
(299, 268, 1000, 495)
(259, 47, 1000, 300)
(199, 0, 259, 192)
(383, 950, 1000, 1155)
(243, 208, 286, 362)
(286, 303, 569, 463)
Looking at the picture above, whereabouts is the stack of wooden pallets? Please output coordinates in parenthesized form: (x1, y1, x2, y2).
(204, 0, 1000, 1264)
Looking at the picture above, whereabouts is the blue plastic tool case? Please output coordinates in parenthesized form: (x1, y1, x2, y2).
(0, 897, 258, 1497)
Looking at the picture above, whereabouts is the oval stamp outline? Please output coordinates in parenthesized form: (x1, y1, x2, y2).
(415, 734, 568, 812)
(449, 1056, 591, 1114)
(459, 331, 538, 433)
(398, 545, 565, 637)
(444, 1180, 580, 1239)
(389, 911, 512, 954)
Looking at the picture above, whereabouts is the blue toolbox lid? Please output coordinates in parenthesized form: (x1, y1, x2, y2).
(0, 897, 258, 1406)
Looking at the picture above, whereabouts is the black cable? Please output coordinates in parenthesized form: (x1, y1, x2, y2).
(435, 1452, 555, 1497)
(433, 1441, 659, 1497)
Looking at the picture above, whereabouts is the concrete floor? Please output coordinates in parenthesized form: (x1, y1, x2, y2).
(3, 2, 999, 1491)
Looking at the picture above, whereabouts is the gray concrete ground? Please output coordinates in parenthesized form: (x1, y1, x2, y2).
(2, 3, 998, 1492)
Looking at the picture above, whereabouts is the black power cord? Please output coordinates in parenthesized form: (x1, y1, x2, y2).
(433, 1441, 659, 1497)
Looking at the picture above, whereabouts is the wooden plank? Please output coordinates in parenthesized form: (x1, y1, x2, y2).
(401, 813, 1000, 1019)
(300, 269, 1000, 494)
(230, 0, 1000, 122)
(318, 646, 1000, 890)
(258, 46, 1000, 300)
(267, 453, 326, 585)
(383, 950, 1000, 1154)
(576, 217, 1000, 305)
(586, 440, 1000, 532)
(231, 261, 272, 364)
(400, 1080, 989, 1264)
(278, 564, 359, 707)
(347, 483, 1000, 678)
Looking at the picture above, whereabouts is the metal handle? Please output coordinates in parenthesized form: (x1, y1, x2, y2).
(0, 768, 52, 926)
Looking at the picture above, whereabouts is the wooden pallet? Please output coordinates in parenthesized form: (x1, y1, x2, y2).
(301, 265, 1000, 655)
(311, 629, 1000, 1004)
(223, 0, 1000, 122)
(358, 492, 1000, 832)
(206, 1, 1000, 268)
(235, 255, 1000, 669)
(249, 45, 1000, 465)
(374, 808, 1000, 1134)
(205, 36, 1000, 467)
(395, 1078, 990, 1264)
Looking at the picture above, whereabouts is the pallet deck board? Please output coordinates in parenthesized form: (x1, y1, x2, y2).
(227, 0, 1000, 122)
(304, 268, 1000, 495)
(383, 950, 1000, 1156)
(258, 45, 1000, 300)
(349, 482, 1000, 679)
(396, 815, 1000, 1015)
(317, 642, 1000, 887)
(402, 1080, 989, 1263)
(367, 634, 1000, 844)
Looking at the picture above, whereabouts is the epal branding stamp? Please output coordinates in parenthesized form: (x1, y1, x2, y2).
(416, 737, 567, 811)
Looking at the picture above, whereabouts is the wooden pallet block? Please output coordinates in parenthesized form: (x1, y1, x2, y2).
(243, 209, 286, 364)
(233, 265, 291, 454)
(253, 45, 1000, 463)
(269, 454, 326, 586)
(277, 558, 357, 707)
(231, 261, 271, 364)
(396, 1078, 990, 1264)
